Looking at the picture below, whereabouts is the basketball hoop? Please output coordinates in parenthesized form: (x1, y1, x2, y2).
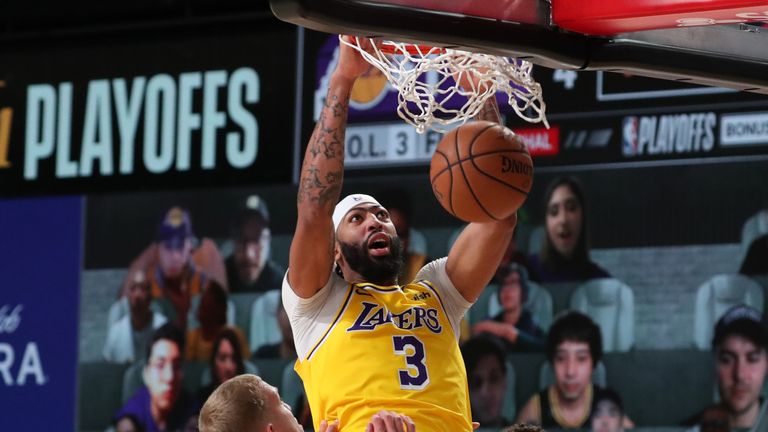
(340, 36, 548, 133)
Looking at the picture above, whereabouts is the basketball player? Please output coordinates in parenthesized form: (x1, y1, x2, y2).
(283, 36, 518, 431)
(199, 374, 415, 432)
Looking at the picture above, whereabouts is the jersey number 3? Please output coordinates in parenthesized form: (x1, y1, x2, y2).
(392, 335, 429, 390)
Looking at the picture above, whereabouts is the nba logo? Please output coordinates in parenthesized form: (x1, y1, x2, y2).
(622, 116, 638, 157)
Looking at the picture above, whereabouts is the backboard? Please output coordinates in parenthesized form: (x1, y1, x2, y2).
(270, 0, 768, 94)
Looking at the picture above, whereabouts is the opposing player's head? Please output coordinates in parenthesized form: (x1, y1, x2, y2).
(199, 374, 302, 432)
(712, 305, 768, 422)
(332, 194, 403, 285)
(546, 311, 602, 402)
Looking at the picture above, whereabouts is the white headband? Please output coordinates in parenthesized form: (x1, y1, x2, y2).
(332, 194, 381, 231)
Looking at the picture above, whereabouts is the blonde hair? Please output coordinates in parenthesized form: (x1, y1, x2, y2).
(199, 374, 268, 432)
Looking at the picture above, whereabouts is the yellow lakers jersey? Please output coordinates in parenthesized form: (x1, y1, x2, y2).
(294, 276, 473, 431)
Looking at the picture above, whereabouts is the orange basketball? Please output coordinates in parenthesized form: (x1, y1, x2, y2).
(430, 121, 533, 223)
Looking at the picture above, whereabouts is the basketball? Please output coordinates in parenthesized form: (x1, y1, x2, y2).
(429, 121, 533, 223)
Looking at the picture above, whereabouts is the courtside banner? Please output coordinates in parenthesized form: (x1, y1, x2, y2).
(0, 23, 296, 197)
(0, 196, 82, 430)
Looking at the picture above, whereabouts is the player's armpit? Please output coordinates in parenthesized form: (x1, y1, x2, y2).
(288, 215, 336, 298)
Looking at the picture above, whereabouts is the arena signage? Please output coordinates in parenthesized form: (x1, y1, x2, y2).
(22, 69, 259, 180)
(302, 29, 768, 172)
(0, 25, 296, 196)
(0, 196, 82, 430)
(720, 112, 768, 146)
(514, 126, 560, 157)
(0, 305, 47, 387)
(621, 112, 717, 157)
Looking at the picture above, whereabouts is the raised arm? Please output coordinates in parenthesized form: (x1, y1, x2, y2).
(446, 97, 518, 302)
(288, 37, 373, 298)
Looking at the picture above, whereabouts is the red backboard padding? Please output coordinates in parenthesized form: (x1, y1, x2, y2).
(360, 0, 542, 25)
(552, 0, 768, 35)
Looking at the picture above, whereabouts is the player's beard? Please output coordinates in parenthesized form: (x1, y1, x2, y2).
(339, 235, 404, 285)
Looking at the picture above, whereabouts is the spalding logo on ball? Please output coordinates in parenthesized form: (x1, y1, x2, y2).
(430, 121, 533, 223)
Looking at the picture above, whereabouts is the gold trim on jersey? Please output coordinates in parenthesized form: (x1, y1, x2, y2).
(414, 279, 457, 339)
(304, 284, 356, 361)
(354, 282, 401, 292)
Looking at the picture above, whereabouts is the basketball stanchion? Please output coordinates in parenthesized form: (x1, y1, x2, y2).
(340, 35, 549, 133)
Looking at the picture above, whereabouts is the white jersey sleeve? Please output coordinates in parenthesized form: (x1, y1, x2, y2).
(282, 270, 350, 360)
(415, 257, 473, 341)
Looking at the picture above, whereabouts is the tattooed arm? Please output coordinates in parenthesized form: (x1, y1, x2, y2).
(288, 37, 373, 298)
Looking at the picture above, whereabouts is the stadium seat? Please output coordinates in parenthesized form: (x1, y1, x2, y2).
(271, 234, 294, 270)
(280, 361, 306, 417)
(121, 361, 145, 403)
(468, 284, 496, 326)
(249, 290, 282, 352)
(409, 227, 428, 256)
(527, 225, 545, 256)
(752, 403, 768, 432)
(741, 209, 768, 260)
(502, 360, 517, 423)
(539, 360, 607, 391)
(420, 226, 455, 259)
(253, 358, 293, 389)
(230, 292, 261, 343)
(183, 361, 208, 394)
(693, 274, 764, 350)
(488, 281, 554, 331)
(570, 278, 635, 352)
(77, 362, 129, 431)
(446, 225, 464, 253)
(217, 237, 235, 260)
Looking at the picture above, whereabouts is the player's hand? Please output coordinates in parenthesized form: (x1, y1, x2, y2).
(454, 66, 492, 94)
(336, 36, 378, 82)
(473, 422, 480, 430)
(319, 419, 340, 432)
(365, 410, 416, 432)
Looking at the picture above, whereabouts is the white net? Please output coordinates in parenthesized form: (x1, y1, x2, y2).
(340, 36, 549, 133)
